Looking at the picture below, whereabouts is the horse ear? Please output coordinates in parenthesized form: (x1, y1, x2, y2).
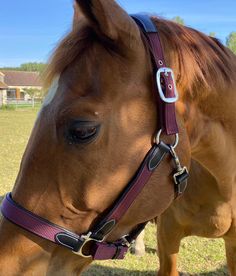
(73, 1, 84, 29)
(74, 0, 140, 45)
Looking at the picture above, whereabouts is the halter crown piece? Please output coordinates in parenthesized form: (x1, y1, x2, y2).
(1, 15, 189, 260)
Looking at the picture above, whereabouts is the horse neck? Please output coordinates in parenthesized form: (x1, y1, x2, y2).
(180, 68, 236, 188)
(155, 18, 236, 184)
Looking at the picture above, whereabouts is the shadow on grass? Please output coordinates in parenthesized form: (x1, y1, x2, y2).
(191, 265, 228, 276)
(83, 264, 228, 276)
(83, 265, 156, 276)
(146, 247, 156, 254)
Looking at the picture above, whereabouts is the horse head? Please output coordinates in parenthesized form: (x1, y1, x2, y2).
(0, 0, 191, 274)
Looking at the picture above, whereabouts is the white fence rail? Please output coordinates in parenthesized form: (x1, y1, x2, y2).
(5, 98, 43, 108)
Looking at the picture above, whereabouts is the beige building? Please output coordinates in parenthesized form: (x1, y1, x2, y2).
(0, 72, 8, 106)
(0, 71, 42, 102)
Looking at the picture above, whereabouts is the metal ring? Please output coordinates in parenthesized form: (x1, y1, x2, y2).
(155, 129, 163, 145)
(172, 134, 179, 149)
(155, 129, 179, 149)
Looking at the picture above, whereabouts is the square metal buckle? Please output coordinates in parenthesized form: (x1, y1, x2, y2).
(156, 67, 179, 103)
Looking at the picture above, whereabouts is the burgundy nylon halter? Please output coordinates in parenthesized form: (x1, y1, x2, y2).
(1, 14, 189, 261)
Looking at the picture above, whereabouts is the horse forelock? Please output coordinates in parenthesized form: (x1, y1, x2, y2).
(43, 24, 97, 90)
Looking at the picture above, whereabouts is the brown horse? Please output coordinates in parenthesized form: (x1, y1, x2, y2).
(0, 1, 191, 275)
(0, 1, 235, 276)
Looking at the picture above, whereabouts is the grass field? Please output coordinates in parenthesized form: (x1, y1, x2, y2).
(0, 109, 228, 275)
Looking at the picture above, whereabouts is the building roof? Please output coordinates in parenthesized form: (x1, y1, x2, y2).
(1, 71, 42, 87)
(0, 81, 8, 89)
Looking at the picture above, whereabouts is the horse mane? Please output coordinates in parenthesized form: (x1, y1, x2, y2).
(44, 17, 236, 95)
(152, 17, 235, 96)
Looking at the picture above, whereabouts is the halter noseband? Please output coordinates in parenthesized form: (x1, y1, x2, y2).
(1, 14, 189, 261)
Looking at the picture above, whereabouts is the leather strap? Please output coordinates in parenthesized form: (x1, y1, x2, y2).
(1, 193, 83, 250)
(131, 14, 158, 32)
(131, 14, 179, 135)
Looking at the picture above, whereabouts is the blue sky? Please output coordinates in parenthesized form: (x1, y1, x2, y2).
(0, 0, 235, 67)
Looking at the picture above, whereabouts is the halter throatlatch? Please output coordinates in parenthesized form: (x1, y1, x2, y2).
(1, 14, 189, 260)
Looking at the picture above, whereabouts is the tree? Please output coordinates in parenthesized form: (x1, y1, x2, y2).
(209, 32, 216, 38)
(172, 16, 185, 25)
(0, 62, 47, 73)
(20, 62, 46, 73)
(226, 32, 236, 54)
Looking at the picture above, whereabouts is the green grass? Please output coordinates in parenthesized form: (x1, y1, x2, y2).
(0, 109, 228, 275)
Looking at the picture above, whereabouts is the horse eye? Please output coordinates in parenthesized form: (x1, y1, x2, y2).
(67, 122, 100, 144)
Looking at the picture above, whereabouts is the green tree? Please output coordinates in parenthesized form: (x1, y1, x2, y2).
(20, 62, 46, 73)
(209, 32, 216, 38)
(0, 62, 47, 73)
(172, 16, 185, 25)
(226, 32, 236, 54)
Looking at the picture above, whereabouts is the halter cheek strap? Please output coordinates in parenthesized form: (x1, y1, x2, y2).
(131, 14, 179, 135)
(1, 14, 189, 261)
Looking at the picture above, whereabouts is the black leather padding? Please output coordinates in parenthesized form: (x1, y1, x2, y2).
(55, 232, 83, 252)
(148, 142, 171, 171)
(92, 220, 116, 241)
(131, 14, 157, 33)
